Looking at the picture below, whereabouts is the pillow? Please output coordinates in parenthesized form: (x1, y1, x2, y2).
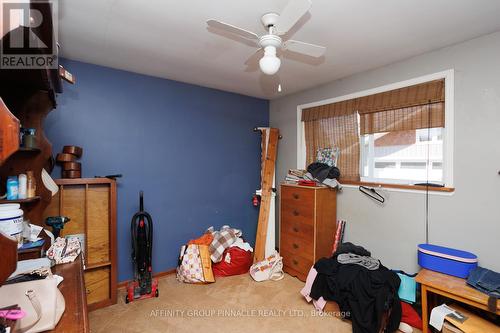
(316, 147, 340, 167)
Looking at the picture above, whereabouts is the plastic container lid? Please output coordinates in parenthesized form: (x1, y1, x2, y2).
(418, 243, 478, 263)
(0, 208, 24, 220)
(0, 203, 21, 211)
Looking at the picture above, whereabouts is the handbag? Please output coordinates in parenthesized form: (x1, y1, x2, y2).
(0, 276, 65, 332)
(249, 251, 284, 282)
(176, 244, 215, 284)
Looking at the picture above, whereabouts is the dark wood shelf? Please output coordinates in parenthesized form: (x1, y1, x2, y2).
(0, 196, 41, 204)
(18, 147, 41, 153)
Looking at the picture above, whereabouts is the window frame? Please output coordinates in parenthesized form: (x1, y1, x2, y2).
(297, 69, 455, 191)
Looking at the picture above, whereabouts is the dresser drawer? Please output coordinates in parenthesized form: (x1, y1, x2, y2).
(281, 250, 313, 274)
(280, 232, 313, 259)
(280, 219, 314, 241)
(281, 186, 314, 207)
(281, 200, 314, 223)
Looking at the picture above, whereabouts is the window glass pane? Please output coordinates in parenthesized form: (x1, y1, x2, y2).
(432, 162, 443, 170)
(401, 162, 427, 169)
(418, 132, 431, 142)
(361, 128, 444, 184)
(375, 162, 396, 169)
(418, 128, 442, 142)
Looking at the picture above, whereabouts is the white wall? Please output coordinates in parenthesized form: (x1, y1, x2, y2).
(270, 31, 500, 273)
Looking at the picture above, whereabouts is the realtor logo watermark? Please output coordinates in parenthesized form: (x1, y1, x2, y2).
(1, 0, 58, 69)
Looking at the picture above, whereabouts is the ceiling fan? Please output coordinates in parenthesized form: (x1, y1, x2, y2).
(207, 0, 326, 76)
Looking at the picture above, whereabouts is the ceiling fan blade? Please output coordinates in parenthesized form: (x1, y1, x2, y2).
(275, 0, 312, 35)
(283, 40, 326, 57)
(207, 19, 259, 41)
(244, 48, 263, 72)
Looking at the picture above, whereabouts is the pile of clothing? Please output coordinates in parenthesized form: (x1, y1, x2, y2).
(285, 146, 342, 188)
(177, 225, 254, 283)
(301, 242, 402, 333)
(208, 225, 254, 277)
(305, 162, 341, 189)
(284, 162, 342, 189)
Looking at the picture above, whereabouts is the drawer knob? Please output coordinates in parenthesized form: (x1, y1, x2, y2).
(292, 193, 299, 199)
(293, 227, 299, 233)
(86, 288, 91, 294)
(293, 210, 299, 216)
(292, 259, 298, 266)
(292, 243, 299, 249)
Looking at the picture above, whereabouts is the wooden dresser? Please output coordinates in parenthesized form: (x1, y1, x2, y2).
(279, 184, 337, 281)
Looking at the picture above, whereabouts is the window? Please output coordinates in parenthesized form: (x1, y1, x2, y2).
(298, 70, 454, 189)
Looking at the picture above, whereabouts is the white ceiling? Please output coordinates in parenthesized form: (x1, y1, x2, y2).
(57, 0, 500, 99)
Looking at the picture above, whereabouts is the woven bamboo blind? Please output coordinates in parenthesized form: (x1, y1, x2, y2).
(356, 79, 444, 114)
(358, 79, 445, 134)
(301, 79, 445, 181)
(359, 102, 444, 135)
(304, 112, 360, 181)
(302, 79, 444, 121)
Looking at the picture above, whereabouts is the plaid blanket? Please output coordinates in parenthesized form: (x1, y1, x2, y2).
(208, 226, 242, 263)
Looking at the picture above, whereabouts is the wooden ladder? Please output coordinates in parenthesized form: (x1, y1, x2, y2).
(254, 127, 280, 262)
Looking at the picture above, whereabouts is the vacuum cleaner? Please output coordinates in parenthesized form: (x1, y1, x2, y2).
(125, 191, 159, 303)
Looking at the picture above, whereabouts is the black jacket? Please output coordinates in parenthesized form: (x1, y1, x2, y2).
(307, 162, 340, 182)
(310, 243, 401, 333)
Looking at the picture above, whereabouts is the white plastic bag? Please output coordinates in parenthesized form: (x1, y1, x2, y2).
(249, 251, 284, 282)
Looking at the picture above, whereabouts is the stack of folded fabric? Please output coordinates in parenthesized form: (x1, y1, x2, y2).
(285, 169, 307, 183)
(467, 266, 500, 312)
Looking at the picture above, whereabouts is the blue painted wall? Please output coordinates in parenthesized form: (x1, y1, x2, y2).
(45, 59, 269, 282)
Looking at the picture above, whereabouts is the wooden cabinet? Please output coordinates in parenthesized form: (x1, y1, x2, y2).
(44, 178, 117, 311)
(0, 98, 20, 164)
(0, 91, 56, 228)
(279, 184, 337, 281)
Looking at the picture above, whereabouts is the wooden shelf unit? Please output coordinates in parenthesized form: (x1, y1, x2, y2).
(43, 178, 117, 311)
(1, 3, 89, 331)
(0, 90, 57, 227)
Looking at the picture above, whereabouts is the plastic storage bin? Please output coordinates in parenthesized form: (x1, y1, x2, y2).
(417, 244, 478, 278)
(0, 203, 24, 248)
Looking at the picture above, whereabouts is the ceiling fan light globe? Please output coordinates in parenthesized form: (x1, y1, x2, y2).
(259, 55, 281, 75)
